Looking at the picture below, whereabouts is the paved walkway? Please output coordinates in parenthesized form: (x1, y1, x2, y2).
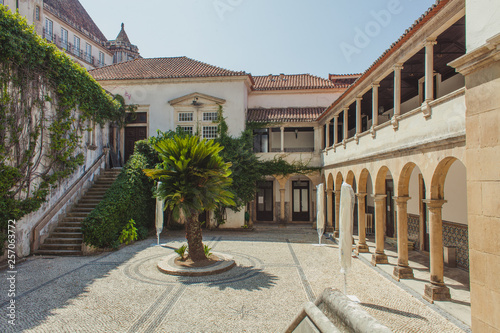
(1, 226, 470, 332)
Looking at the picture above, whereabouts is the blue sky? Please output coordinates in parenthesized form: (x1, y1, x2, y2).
(80, 0, 436, 78)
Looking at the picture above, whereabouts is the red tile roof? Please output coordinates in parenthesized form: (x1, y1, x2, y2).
(89, 57, 250, 81)
(247, 107, 325, 123)
(253, 74, 343, 91)
(318, 0, 449, 121)
(328, 73, 362, 87)
(44, 0, 108, 44)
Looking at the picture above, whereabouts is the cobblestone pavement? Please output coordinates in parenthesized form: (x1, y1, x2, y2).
(1, 226, 468, 332)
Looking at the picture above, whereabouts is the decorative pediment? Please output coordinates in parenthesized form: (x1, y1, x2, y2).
(168, 92, 226, 106)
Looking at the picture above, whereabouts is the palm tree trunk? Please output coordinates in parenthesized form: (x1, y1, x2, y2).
(185, 212, 206, 262)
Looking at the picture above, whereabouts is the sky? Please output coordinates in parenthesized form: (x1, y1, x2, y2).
(79, 0, 437, 78)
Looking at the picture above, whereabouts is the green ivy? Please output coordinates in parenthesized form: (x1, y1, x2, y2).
(82, 140, 156, 248)
(0, 7, 124, 254)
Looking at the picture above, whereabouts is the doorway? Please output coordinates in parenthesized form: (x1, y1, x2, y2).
(386, 179, 394, 237)
(292, 180, 310, 221)
(124, 126, 147, 162)
(256, 181, 273, 221)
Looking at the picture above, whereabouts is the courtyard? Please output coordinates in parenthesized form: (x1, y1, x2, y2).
(1, 225, 470, 332)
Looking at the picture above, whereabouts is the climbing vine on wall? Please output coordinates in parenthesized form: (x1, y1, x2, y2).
(0, 7, 124, 253)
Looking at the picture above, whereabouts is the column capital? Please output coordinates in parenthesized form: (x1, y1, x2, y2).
(371, 82, 380, 88)
(326, 188, 333, 194)
(372, 194, 387, 202)
(394, 63, 404, 71)
(279, 188, 286, 192)
(356, 192, 368, 199)
(332, 114, 339, 119)
(393, 196, 411, 204)
(356, 96, 363, 102)
(422, 199, 447, 209)
(334, 189, 341, 195)
(423, 37, 437, 47)
(342, 106, 349, 112)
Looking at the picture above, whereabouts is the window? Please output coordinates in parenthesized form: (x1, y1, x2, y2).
(85, 43, 92, 63)
(61, 28, 68, 50)
(35, 6, 40, 21)
(178, 112, 193, 122)
(125, 112, 147, 124)
(203, 112, 218, 122)
(202, 126, 218, 139)
(45, 19, 53, 42)
(98, 51, 105, 66)
(74, 36, 80, 56)
(178, 126, 193, 135)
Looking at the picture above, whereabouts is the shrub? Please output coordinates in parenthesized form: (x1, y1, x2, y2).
(119, 219, 138, 245)
(82, 140, 157, 248)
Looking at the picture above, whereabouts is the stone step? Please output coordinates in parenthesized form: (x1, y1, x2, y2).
(39, 243, 82, 251)
(71, 207, 94, 213)
(78, 199, 101, 204)
(54, 226, 82, 233)
(74, 202, 99, 208)
(66, 212, 90, 218)
(61, 217, 85, 223)
(44, 237, 83, 245)
(59, 222, 82, 228)
(51, 232, 83, 238)
(36, 249, 83, 256)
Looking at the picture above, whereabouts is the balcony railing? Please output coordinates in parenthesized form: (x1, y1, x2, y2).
(43, 29, 108, 68)
(270, 147, 315, 153)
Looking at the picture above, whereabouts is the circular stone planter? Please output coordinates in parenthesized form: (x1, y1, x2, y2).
(157, 252, 236, 277)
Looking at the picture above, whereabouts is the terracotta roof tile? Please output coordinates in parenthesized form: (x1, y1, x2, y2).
(89, 57, 249, 81)
(247, 107, 325, 123)
(253, 74, 343, 91)
(44, 0, 108, 44)
(328, 73, 362, 86)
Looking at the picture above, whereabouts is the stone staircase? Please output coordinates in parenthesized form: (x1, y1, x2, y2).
(36, 169, 121, 256)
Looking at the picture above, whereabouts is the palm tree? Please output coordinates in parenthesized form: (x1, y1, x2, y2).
(144, 135, 234, 262)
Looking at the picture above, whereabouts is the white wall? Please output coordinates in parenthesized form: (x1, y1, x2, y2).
(442, 160, 468, 225)
(248, 91, 341, 108)
(466, 0, 500, 51)
(101, 78, 248, 139)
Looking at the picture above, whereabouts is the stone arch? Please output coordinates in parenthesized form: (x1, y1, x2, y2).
(335, 172, 344, 190)
(327, 173, 334, 191)
(346, 170, 356, 192)
(398, 162, 417, 197)
(358, 168, 370, 193)
(375, 166, 392, 195)
(430, 157, 464, 200)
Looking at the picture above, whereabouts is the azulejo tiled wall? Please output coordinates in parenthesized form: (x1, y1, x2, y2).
(406, 214, 469, 270)
(443, 220, 469, 270)
(408, 214, 420, 246)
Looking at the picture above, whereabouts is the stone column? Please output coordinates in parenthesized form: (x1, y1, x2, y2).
(371, 82, 379, 127)
(280, 127, 284, 153)
(326, 188, 333, 232)
(371, 194, 388, 265)
(355, 193, 369, 254)
(334, 190, 341, 238)
(343, 107, 348, 140)
(394, 64, 404, 117)
(422, 199, 451, 302)
(325, 119, 330, 149)
(424, 38, 437, 102)
(356, 97, 362, 134)
(393, 196, 414, 280)
(279, 188, 286, 223)
(333, 115, 339, 145)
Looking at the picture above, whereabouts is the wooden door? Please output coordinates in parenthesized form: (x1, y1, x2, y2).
(292, 180, 310, 221)
(256, 181, 273, 221)
(124, 126, 147, 163)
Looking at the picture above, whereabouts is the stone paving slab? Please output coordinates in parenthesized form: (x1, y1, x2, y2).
(0, 227, 468, 332)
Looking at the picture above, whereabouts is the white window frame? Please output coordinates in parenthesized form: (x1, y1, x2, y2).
(203, 112, 218, 122)
(85, 43, 92, 63)
(35, 6, 40, 21)
(45, 18, 53, 42)
(61, 28, 68, 50)
(98, 51, 105, 66)
(202, 126, 218, 139)
(178, 126, 193, 135)
(178, 112, 193, 122)
(74, 36, 81, 56)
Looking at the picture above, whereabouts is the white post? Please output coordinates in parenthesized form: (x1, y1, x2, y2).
(372, 82, 379, 127)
